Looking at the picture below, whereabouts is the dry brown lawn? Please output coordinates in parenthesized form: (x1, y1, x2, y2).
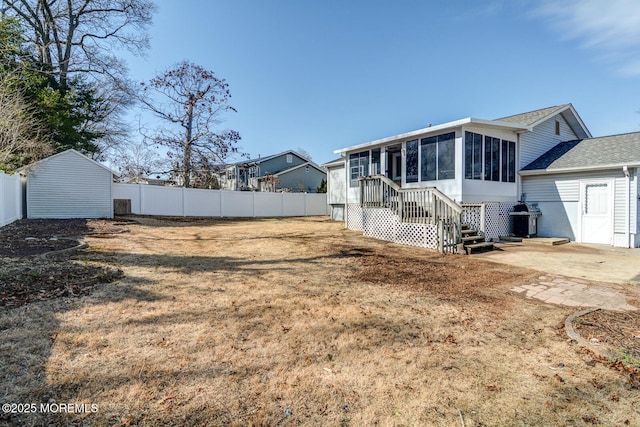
(1, 216, 639, 426)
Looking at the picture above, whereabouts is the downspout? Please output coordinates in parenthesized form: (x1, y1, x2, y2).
(624, 166, 630, 248)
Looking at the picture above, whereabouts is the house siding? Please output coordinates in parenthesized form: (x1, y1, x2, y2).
(260, 153, 307, 175)
(277, 166, 326, 193)
(520, 115, 579, 169)
(27, 151, 113, 219)
(522, 169, 636, 247)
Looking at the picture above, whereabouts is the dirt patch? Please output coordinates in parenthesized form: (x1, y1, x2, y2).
(352, 249, 533, 304)
(2, 217, 640, 426)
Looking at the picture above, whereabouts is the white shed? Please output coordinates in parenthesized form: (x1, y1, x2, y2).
(23, 149, 116, 219)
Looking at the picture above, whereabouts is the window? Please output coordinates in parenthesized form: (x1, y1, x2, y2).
(464, 132, 482, 179)
(420, 132, 455, 181)
(371, 148, 381, 175)
(405, 140, 419, 183)
(349, 151, 369, 187)
(465, 132, 515, 183)
(501, 140, 516, 183)
(286, 154, 293, 163)
(227, 168, 235, 180)
(484, 136, 500, 181)
(248, 167, 257, 178)
(555, 120, 560, 135)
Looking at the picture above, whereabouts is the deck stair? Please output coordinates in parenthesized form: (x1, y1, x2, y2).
(461, 224, 494, 254)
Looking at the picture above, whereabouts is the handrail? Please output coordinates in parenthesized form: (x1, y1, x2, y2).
(359, 175, 462, 214)
(359, 175, 463, 253)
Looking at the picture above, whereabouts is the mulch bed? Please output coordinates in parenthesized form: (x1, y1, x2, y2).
(0, 218, 131, 257)
(0, 219, 129, 308)
(574, 310, 640, 364)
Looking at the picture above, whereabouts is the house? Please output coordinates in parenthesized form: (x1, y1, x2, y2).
(21, 149, 117, 219)
(521, 132, 640, 248)
(218, 150, 327, 193)
(323, 158, 347, 221)
(330, 104, 639, 251)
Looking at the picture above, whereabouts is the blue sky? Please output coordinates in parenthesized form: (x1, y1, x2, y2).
(120, 0, 640, 166)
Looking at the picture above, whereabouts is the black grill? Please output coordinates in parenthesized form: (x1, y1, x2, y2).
(509, 203, 542, 237)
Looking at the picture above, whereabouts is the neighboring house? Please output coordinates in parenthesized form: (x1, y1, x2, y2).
(331, 104, 640, 251)
(218, 150, 327, 193)
(20, 149, 117, 219)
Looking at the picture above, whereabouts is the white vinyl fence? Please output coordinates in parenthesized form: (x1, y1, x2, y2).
(0, 171, 23, 227)
(113, 183, 329, 217)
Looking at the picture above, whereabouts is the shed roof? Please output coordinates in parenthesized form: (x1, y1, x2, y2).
(521, 132, 640, 174)
(19, 149, 119, 177)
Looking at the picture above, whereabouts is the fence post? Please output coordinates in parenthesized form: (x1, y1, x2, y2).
(138, 183, 143, 215)
(438, 220, 444, 253)
(0, 172, 5, 227)
(480, 203, 486, 236)
(182, 186, 186, 217)
(281, 191, 285, 216)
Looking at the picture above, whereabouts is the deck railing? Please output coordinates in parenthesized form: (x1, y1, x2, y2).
(359, 175, 462, 252)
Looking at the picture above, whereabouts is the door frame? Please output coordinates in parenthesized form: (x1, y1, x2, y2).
(577, 178, 614, 245)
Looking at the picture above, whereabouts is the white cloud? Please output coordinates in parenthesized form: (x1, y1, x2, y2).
(534, 0, 640, 75)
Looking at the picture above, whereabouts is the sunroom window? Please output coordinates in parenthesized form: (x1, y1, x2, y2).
(349, 151, 369, 187)
(406, 140, 419, 183)
(464, 131, 515, 183)
(371, 148, 381, 175)
(420, 131, 455, 181)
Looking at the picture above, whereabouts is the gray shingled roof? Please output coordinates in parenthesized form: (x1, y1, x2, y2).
(522, 132, 640, 171)
(497, 104, 569, 126)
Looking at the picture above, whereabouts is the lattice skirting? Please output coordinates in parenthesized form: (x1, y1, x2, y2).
(485, 203, 513, 240)
(462, 203, 514, 241)
(358, 207, 438, 250)
(346, 204, 363, 231)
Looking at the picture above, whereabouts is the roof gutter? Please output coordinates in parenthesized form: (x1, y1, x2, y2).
(519, 162, 640, 176)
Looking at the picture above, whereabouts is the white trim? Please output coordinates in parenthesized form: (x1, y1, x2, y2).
(334, 118, 530, 155)
(520, 162, 640, 176)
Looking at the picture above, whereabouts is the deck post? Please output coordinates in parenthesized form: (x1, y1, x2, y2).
(438, 220, 444, 253)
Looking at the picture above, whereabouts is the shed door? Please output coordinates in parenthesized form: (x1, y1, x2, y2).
(580, 180, 612, 245)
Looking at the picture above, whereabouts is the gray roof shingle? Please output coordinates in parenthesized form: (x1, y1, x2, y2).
(497, 104, 569, 126)
(522, 132, 640, 171)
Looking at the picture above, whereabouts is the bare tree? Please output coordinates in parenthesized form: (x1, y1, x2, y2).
(111, 141, 168, 182)
(0, 75, 52, 171)
(2, 0, 156, 89)
(139, 61, 241, 188)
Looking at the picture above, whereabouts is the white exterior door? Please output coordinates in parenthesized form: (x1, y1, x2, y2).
(580, 180, 612, 245)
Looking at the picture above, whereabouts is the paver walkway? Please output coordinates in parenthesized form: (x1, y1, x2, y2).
(510, 273, 638, 311)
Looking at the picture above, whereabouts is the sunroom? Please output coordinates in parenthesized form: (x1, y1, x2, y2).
(334, 118, 529, 252)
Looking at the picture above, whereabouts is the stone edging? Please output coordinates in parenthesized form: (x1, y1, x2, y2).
(565, 308, 614, 359)
(40, 240, 89, 259)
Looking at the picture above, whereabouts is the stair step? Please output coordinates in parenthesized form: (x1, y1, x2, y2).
(465, 241, 494, 255)
(461, 228, 479, 236)
(461, 235, 484, 243)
